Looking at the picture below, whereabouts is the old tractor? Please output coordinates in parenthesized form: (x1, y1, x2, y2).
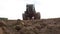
(22, 4, 40, 20)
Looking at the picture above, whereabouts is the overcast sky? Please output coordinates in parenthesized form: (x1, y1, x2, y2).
(0, 0, 60, 20)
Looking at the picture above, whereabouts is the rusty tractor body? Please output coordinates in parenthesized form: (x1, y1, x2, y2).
(22, 4, 40, 20)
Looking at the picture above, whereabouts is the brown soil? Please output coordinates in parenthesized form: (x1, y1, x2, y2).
(0, 18, 60, 34)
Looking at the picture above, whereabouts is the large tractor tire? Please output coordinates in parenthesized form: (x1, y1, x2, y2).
(35, 12, 40, 19)
(22, 14, 27, 20)
(36, 12, 40, 19)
